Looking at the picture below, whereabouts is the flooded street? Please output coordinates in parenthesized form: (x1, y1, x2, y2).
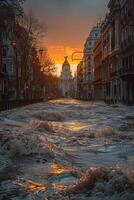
(0, 99, 134, 200)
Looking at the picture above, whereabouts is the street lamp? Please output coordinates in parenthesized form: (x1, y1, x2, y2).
(39, 48, 45, 72)
(11, 40, 19, 99)
(38, 48, 45, 99)
(12, 41, 17, 48)
(39, 48, 44, 60)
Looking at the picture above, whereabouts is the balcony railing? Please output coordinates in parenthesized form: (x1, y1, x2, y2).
(119, 65, 134, 78)
(122, 66, 134, 73)
(121, 39, 134, 49)
(110, 71, 117, 77)
(0, 71, 8, 79)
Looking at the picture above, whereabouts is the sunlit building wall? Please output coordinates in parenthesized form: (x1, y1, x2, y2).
(83, 25, 101, 100)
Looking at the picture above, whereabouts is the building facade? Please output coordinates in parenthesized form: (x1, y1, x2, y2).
(60, 57, 73, 98)
(93, 0, 134, 105)
(76, 61, 84, 99)
(108, 0, 121, 104)
(0, 4, 16, 100)
(83, 25, 101, 100)
(93, 37, 103, 100)
(93, 1, 120, 103)
(75, 0, 134, 105)
(119, 0, 134, 105)
(0, 3, 44, 101)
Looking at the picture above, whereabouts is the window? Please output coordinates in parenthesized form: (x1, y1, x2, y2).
(0, 81, 2, 91)
(95, 33, 98, 37)
(126, 57, 128, 68)
(2, 64, 7, 73)
(4, 80, 8, 94)
(122, 58, 125, 67)
(129, 55, 133, 67)
(89, 41, 92, 46)
(2, 48, 7, 57)
(10, 63, 14, 74)
(128, 24, 132, 41)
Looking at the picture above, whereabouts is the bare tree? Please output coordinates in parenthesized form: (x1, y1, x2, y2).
(0, 0, 26, 17)
(18, 10, 47, 46)
(40, 50, 56, 75)
(44, 73, 61, 98)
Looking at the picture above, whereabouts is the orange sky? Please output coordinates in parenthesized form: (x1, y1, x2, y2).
(45, 45, 83, 76)
(47, 45, 82, 64)
(24, 0, 109, 75)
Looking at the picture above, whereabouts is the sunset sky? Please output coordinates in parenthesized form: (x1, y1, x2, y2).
(24, 0, 109, 75)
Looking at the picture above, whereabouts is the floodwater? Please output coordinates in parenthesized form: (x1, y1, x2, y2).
(0, 99, 134, 200)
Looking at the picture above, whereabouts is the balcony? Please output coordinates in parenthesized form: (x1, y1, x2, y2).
(110, 71, 117, 78)
(121, 38, 134, 50)
(109, 4, 120, 16)
(0, 73, 8, 79)
(0, 68, 8, 80)
(119, 66, 134, 80)
(93, 78, 102, 85)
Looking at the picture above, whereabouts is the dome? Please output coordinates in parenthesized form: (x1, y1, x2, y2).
(62, 56, 71, 70)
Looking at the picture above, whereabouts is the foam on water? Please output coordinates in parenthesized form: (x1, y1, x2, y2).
(0, 99, 134, 199)
(33, 111, 64, 121)
(0, 121, 55, 157)
(48, 166, 134, 200)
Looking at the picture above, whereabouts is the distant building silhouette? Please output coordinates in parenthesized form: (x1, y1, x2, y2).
(60, 57, 73, 98)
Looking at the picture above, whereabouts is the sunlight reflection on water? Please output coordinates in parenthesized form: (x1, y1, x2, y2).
(15, 180, 46, 194)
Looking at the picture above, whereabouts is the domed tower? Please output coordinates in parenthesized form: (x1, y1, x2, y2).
(60, 57, 73, 98)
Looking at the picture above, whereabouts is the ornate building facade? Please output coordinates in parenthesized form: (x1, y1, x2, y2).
(93, 0, 134, 105)
(76, 61, 84, 99)
(119, 0, 134, 105)
(75, 0, 134, 105)
(93, 37, 103, 100)
(83, 25, 101, 100)
(60, 57, 73, 98)
(0, 2, 43, 101)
